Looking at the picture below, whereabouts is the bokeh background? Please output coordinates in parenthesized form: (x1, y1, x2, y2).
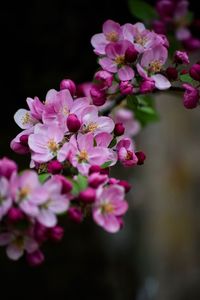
(0, 1, 200, 299)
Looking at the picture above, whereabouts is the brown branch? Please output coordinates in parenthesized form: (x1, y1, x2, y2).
(102, 86, 184, 116)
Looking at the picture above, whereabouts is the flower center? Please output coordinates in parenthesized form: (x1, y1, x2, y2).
(60, 105, 69, 116)
(22, 112, 31, 125)
(78, 149, 88, 163)
(149, 60, 162, 73)
(105, 31, 119, 42)
(135, 35, 147, 46)
(19, 187, 30, 199)
(126, 150, 133, 160)
(101, 202, 114, 214)
(115, 55, 125, 65)
(47, 139, 58, 153)
(87, 122, 98, 133)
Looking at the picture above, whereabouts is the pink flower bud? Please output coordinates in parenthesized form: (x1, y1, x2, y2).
(119, 81, 133, 95)
(118, 180, 131, 193)
(0, 157, 18, 179)
(90, 85, 106, 106)
(67, 114, 81, 132)
(7, 207, 24, 223)
(114, 122, 125, 136)
(47, 160, 63, 174)
(100, 167, 110, 175)
(79, 188, 96, 203)
(19, 134, 29, 145)
(26, 250, 45, 267)
(53, 175, 73, 193)
(34, 222, 49, 243)
(189, 63, 200, 81)
(125, 46, 138, 63)
(135, 151, 146, 165)
(68, 207, 83, 223)
(94, 70, 113, 88)
(60, 79, 76, 96)
(182, 83, 199, 109)
(152, 20, 166, 34)
(182, 37, 200, 51)
(89, 173, 107, 188)
(140, 80, 155, 94)
(89, 165, 101, 174)
(49, 226, 64, 242)
(166, 67, 178, 81)
(174, 51, 189, 64)
(108, 177, 119, 185)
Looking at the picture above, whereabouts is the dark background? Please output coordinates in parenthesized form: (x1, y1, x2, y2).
(0, 1, 200, 300)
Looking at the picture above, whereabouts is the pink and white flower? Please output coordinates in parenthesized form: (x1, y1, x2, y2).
(0, 177, 12, 220)
(116, 138, 138, 167)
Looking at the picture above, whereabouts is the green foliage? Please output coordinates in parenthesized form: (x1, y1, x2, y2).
(38, 173, 50, 183)
(101, 161, 113, 168)
(108, 138, 117, 148)
(128, 0, 157, 22)
(127, 94, 159, 126)
(180, 73, 196, 85)
(71, 174, 88, 196)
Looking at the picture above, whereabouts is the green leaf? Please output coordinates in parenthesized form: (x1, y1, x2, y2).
(101, 161, 113, 169)
(71, 181, 81, 196)
(128, 0, 157, 21)
(127, 95, 138, 110)
(135, 106, 160, 126)
(108, 138, 117, 148)
(76, 174, 88, 191)
(180, 73, 195, 84)
(38, 173, 50, 183)
(136, 94, 155, 107)
(186, 11, 194, 24)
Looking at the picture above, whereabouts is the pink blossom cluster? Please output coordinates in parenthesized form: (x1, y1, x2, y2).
(153, 0, 200, 51)
(90, 19, 171, 106)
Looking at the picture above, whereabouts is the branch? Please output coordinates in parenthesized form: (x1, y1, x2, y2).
(102, 86, 184, 116)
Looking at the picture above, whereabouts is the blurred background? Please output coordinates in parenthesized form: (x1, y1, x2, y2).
(0, 0, 200, 299)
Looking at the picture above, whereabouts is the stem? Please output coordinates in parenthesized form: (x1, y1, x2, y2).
(102, 86, 184, 116)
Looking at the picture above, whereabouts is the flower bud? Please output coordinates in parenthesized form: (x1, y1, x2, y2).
(94, 70, 113, 88)
(118, 180, 131, 193)
(152, 20, 166, 34)
(26, 250, 45, 267)
(68, 207, 83, 223)
(89, 165, 101, 174)
(119, 81, 133, 95)
(189, 64, 200, 81)
(19, 134, 29, 146)
(34, 222, 49, 243)
(49, 226, 64, 242)
(90, 85, 106, 106)
(0, 157, 18, 179)
(100, 167, 110, 175)
(47, 160, 63, 174)
(174, 51, 189, 65)
(53, 175, 73, 193)
(67, 114, 81, 132)
(60, 79, 76, 96)
(89, 173, 107, 188)
(108, 177, 119, 185)
(79, 188, 96, 203)
(166, 67, 178, 81)
(114, 122, 125, 136)
(140, 80, 155, 94)
(182, 37, 200, 51)
(135, 151, 146, 165)
(7, 207, 24, 223)
(183, 83, 199, 109)
(125, 46, 138, 63)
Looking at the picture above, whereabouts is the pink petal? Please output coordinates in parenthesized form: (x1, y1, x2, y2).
(99, 57, 117, 73)
(103, 19, 121, 35)
(136, 63, 148, 79)
(96, 116, 114, 134)
(6, 243, 24, 260)
(77, 133, 94, 151)
(14, 109, 37, 129)
(103, 214, 120, 233)
(118, 66, 134, 81)
(0, 233, 13, 246)
(151, 74, 171, 90)
(91, 33, 107, 55)
(37, 209, 57, 228)
(95, 132, 113, 147)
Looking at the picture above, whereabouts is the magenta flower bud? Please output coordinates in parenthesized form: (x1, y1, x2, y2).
(118, 180, 132, 193)
(125, 46, 138, 63)
(156, 1, 174, 21)
(53, 175, 72, 193)
(100, 167, 110, 175)
(7, 207, 24, 223)
(89, 165, 101, 174)
(49, 226, 64, 242)
(135, 151, 146, 165)
(19, 134, 29, 146)
(119, 81, 133, 95)
(89, 173, 107, 188)
(166, 67, 178, 81)
(67, 114, 81, 132)
(189, 64, 200, 81)
(183, 37, 200, 51)
(140, 80, 155, 94)
(79, 187, 96, 203)
(68, 207, 83, 223)
(26, 250, 45, 267)
(90, 85, 106, 106)
(34, 222, 49, 243)
(60, 79, 76, 95)
(117, 216, 124, 229)
(114, 122, 125, 136)
(94, 70, 113, 88)
(152, 20, 166, 34)
(0, 157, 18, 179)
(174, 51, 189, 65)
(108, 177, 119, 184)
(47, 160, 63, 174)
(182, 83, 199, 109)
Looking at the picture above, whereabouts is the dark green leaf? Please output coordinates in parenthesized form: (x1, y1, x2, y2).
(38, 173, 50, 183)
(128, 0, 157, 21)
(180, 73, 195, 84)
(101, 161, 113, 169)
(109, 138, 117, 148)
(71, 181, 81, 196)
(76, 174, 88, 190)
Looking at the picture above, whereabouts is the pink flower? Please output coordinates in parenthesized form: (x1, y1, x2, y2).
(26, 96, 45, 121)
(0, 157, 18, 179)
(99, 41, 135, 81)
(182, 83, 199, 109)
(14, 109, 38, 130)
(113, 108, 140, 137)
(28, 124, 65, 163)
(116, 138, 138, 167)
(10, 128, 33, 154)
(0, 177, 12, 220)
(174, 50, 189, 64)
(91, 19, 122, 55)
(93, 185, 128, 233)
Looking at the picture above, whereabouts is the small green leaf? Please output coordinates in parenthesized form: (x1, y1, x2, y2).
(180, 73, 195, 84)
(108, 138, 117, 148)
(71, 181, 81, 196)
(127, 95, 138, 110)
(76, 174, 88, 191)
(38, 173, 50, 183)
(101, 161, 113, 169)
(128, 0, 157, 21)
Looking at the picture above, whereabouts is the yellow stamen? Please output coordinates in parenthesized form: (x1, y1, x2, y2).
(78, 149, 88, 163)
(47, 139, 58, 153)
(105, 31, 118, 42)
(149, 60, 162, 73)
(101, 202, 114, 214)
(135, 35, 147, 46)
(115, 55, 125, 65)
(19, 187, 30, 199)
(87, 122, 98, 133)
(22, 112, 31, 125)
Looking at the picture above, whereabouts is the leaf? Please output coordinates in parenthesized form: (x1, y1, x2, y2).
(101, 161, 113, 169)
(38, 173, 50, 183)
(128, 0, 157, 21)
(136, 95, 155, 107)
(127, 95, 138, 110)
(108, 138, 117, 148)
(71, 181, 81, 196)
(76, 174, 88, 191)
(186, 11, 194, 24)
(180, 73, 196, 84)
(134, 106, 160, 126)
